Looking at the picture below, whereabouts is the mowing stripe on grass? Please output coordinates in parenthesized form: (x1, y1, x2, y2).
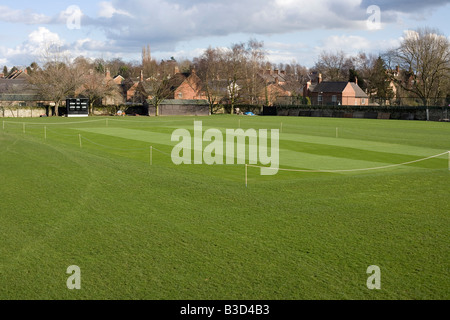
(75, 127, 445, 172)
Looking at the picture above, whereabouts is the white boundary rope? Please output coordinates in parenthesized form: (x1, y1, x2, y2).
(3, 119, 105, 126)
(247, 151, 449, 173)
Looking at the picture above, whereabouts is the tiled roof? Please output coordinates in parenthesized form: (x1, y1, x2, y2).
(349, 83, 368, 98)
(311, 82, 348, 93)
(311, 81, 368, 98)
(0, 79, 41, 101)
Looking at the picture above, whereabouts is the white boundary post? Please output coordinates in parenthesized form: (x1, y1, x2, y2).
(150, 146, 153, 166)
(448, 151, 450, 171)
(245, 164, 248, 188)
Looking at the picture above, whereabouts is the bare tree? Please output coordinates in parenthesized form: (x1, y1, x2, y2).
(146, 77, 174, 116)
(78, 68, 122, 115)
(386, 27, 450, 107)
(313, 50, 354, 81)
(29, 46, 85, 116)
(222, 43, 248, 114)
(195, 47, 228, 113)
(245, 39, 267, 105)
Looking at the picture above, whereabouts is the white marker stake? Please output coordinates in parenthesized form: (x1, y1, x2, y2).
(150, 146, 153, 166)
(245, 164, 248, 188)
(448, 151, 450, 171)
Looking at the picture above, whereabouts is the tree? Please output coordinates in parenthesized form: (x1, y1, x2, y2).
(245, 39, 267, 105)
(2, 66, 8, 76)
(29, 48, 85, 116)
(194, 47, 227, 113)
(313, 50, 354, 81)
(222, 43, 248, 114)
(386, 27, 450, 107)
(26, 62, 40, 75)
(368, 56, 394, 105)
(147, 77, 173, 116)
(78, 68, 122, 115)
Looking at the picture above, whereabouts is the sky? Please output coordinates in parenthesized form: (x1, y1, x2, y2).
(0, 0, 449, 69)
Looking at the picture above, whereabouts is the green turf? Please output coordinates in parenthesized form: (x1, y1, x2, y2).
(0, 115, 449, 300)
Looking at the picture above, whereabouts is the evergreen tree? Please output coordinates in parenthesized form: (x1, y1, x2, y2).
(369, 57, 394, 105)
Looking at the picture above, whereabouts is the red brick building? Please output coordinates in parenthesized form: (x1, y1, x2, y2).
(305, 76, 369, 106)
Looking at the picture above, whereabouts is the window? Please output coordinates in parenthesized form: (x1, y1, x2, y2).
(318, 95, 323, 104)
(178, 92, 183, 99)
(332, 95, 337, 104)
(361, 98, 366, 105)
(19, 102, 26, 107)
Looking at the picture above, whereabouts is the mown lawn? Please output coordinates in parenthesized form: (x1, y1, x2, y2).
(0, 115, 449, 300)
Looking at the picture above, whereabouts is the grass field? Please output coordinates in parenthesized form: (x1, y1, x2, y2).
(0, 115, 449, 300)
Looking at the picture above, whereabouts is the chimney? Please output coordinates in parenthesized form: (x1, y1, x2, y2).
(106, 68, 111, 78)
(275, 77, 279, 84)
(303, 81, 311, 98)
(174, 66, 180, 74)
(280, 70, 286, 75)
(24, 69, 28, 75)
(274, 69, 279, 75)
(355, 76, 358, 86)
(318, 73, 323, 84)
(0, 73, 3, 78)
(140, 70, 144, 82)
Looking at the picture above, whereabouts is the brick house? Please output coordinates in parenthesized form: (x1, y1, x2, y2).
(129, 69, 206, 103)
(173, 69, 206, 100)
(258, 69, 292, 105)
(305, 75, 369, 106)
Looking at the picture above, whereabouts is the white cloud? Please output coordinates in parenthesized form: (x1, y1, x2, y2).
(0, 5, 51, 24)
(98, 2, 134, 18)
(28, 27, 63, 46)
(314, 34, 401, 57)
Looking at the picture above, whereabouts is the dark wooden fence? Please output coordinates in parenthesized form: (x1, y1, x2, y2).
(259, 105, 450, 122)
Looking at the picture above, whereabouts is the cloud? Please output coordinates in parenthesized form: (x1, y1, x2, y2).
(28, 27, 63, 46)
(313, 34, 401, 58)
(88, 0, 373, 52)
(92, 0, 447, 52)
(361, 0, 449, 13)
(98, 2, 134, 18)
(0, 27, 120, 67)
(0, 5, 51, 24)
